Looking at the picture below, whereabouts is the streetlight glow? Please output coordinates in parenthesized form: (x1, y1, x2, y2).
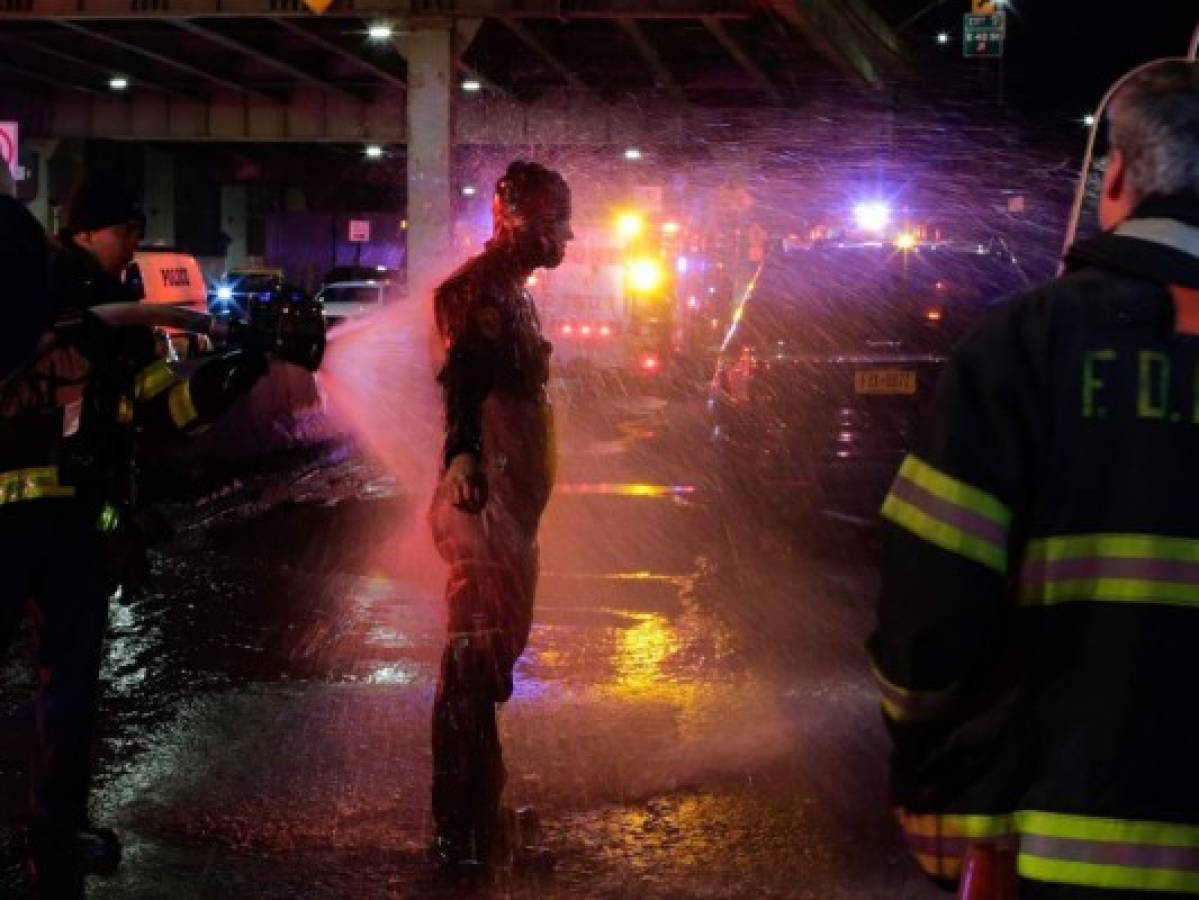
(461, 79, 482, 92)
(365, 144, 384, 159)
(109, 76, 129, 91)
(1082, 113, 1097, 127)
(624, 148, 643, 161)
(936, 32, 950, 45)
(462, 185, 477, 197)
(368, 23, 394, 40)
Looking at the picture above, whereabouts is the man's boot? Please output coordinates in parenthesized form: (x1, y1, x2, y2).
(428, 822, 490, 873)
(28, 821, 122, 888)
(498, 806, 554, 871)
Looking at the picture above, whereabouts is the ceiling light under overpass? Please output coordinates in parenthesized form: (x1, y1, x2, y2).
(624, 148, 643, 161)
(462, 185, 477, 196)
(936, 32, 950, 45)
(365, 144, 384, 159)
(368, 23, 394, 40)
(461, 79, 482, 92)
(109, 76, 129, 91)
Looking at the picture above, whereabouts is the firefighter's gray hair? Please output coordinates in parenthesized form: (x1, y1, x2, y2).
(1108, 60, 1199, 201)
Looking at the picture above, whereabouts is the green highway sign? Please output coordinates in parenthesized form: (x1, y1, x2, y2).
(964, 11, 1005, 58)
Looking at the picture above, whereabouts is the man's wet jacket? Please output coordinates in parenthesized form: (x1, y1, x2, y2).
(0, 222, 264, 840)
(429, 239, 555, 858)
(869, 196, 1199, 898)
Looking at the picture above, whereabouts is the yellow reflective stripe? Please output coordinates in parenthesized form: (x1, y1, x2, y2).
(167, 380, 199, 429)
(1019, 854, 1199, 895)
(1020, 811, 1199, 847)
(898, 809, 1199, 893)
(898, 810, 1014, 840)
(882, 493, 1008, 572)
(134, 359, 177, 401)
(1021, 534, 1199, 609)
(1022, 578, 1199, 608)
(870, 659, 958, 724)
(1027, 534, 1199, 564)
(912, 851, 963, 880)
(903, 809, 1199, 847)
(896, 455, 1012, 527)
(0, 467, 76, 505)
(97, 503, 121, 533)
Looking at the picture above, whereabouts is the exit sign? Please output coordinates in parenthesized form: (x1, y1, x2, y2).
(964, 11, 1005, 57)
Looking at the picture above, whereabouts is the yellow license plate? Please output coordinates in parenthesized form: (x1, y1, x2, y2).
(854, 369, 917, 395)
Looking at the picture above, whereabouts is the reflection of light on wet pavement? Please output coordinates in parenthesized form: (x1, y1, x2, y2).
(364, 664, 416, 685)
(613, 613, 680, 696)
(541, 570, 692, 585)
(555, 482, 696, 498)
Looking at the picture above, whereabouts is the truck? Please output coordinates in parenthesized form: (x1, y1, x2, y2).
(528, 208, 675, 380)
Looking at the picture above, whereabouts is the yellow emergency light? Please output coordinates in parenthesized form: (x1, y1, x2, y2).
(616, 211, 645, 240)
(627, 257, 665, 294)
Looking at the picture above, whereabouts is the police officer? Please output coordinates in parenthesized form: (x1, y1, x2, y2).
(428, 160, 572, 869)
(0, 180, 269, 898)
(869, 62, 1199, 897)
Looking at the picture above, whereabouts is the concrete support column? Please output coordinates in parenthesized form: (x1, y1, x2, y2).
(143, 146, 175, 246)
(23, 139, 58, 229)
(400, 22, 453, 299)
(220, 184, 249, 271)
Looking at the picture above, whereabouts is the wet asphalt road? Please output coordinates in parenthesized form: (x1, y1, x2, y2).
(0, 377, 940, 899)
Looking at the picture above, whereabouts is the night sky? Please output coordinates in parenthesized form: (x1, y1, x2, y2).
(892, 2, 1197, 120)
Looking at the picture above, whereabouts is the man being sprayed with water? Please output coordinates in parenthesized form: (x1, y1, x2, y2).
(428, 160, 572, 869)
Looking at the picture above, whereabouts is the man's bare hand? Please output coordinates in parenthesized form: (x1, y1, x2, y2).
(444, 453, 488, 513)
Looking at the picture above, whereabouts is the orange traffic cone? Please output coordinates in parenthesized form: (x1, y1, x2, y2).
(957, 843, 1018, 900)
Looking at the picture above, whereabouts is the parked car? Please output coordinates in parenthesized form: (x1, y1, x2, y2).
(316, 279, 405, 327)
(708, 239, 1029, 528)
(320, 265, 399, 289)
(208, 267, 285, 320)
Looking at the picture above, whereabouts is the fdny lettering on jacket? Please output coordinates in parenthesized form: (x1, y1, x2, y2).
(1082, 347, 1199, 422)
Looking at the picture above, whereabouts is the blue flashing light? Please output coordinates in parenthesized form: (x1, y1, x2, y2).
(853, 201, 891, 233)
(215, 285, 234, 301)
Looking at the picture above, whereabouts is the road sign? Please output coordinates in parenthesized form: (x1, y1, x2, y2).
(0, 122, 18, 179)
(302, 0, 333, 13)
(964, 11, 1005, 57)
(971, 0, 997, 13)
(348, 219, 371, 243)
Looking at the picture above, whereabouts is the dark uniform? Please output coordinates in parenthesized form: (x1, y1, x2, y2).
(0, 213, 266, 891)
(428, 240, 555, 863)
(869, 197, 1199, 897)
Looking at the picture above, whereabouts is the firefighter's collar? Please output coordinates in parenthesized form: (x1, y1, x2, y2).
(1067, 210, 1199, 290)
(1114, 218, 1199, 262)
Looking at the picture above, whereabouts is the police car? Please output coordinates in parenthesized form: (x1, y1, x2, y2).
(124, 248, 210, 358)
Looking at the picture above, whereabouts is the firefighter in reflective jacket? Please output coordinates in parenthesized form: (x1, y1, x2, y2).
(869, 62, 1199, 898)
(428, 161, 571, 868)
(0, 181, 268, 898)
